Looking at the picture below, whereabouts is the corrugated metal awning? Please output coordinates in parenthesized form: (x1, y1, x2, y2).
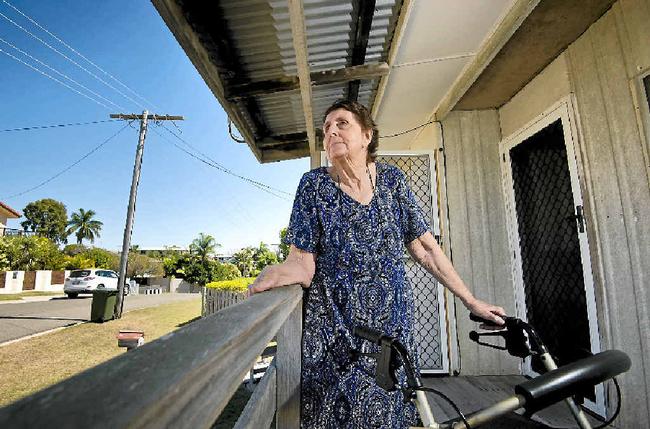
(152, 0, 403, 163)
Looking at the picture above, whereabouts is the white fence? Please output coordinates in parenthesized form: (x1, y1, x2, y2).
(0, 270, 68, 293)
(202, 288, 247, 316)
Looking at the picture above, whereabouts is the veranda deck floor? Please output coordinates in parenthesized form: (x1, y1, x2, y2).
(422, 375, 611, 428)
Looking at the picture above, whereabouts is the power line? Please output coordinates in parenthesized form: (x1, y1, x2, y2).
(1, 123, 131, 200)
(158, 124, 294, 198)
(2, 0, 159, 110)
(0, 46, 114, 110)
(0, 36, 127, 111)
(151, 126, 292, 202)
(0, 10, 147, 111)
(149, 125, 293, 202)
(0, 119, 118, 133)
(380, 121, 435, 138)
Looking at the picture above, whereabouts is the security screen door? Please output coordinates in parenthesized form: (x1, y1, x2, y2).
(320, 151, 449, 373)
(500, 99, 604, 414)
(374, 153, 448, 373)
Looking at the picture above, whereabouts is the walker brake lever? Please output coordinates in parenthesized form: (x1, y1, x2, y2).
(469, 330, 508, 351)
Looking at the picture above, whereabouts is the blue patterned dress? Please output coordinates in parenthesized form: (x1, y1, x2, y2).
(286, 162, 430, 429)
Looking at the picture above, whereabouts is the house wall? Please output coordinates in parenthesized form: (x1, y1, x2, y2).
(498, 54, 572, 138)
(494, 0, 650, 424)
(439, 110, 519, 375)
(565, 0, 650, 424)
(0, 214, 7, 235)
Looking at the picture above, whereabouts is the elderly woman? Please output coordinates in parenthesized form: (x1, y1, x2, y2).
(249, 100, 505, 428)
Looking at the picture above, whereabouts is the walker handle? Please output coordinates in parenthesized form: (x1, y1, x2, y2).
(470, 312, 511, 327)
(515, 349, 631, 413)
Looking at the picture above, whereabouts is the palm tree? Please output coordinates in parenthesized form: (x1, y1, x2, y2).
(232, 247, 256, 277)
(67, 209, 103, 245)
(189, 233, 220, 262)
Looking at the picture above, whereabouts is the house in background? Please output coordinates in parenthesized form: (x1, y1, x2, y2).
(0, 201, 20, 236)
(153, 0, 650, 426)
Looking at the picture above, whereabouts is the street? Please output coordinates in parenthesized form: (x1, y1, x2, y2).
(0, 293, 201, 345)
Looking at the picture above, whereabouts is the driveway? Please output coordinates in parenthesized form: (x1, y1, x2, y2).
(0, 293, 201, 345)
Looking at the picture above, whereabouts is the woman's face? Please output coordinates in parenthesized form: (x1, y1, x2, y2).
(323, 108, 372, 164)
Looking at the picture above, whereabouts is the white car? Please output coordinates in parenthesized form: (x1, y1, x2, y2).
(64, 269, 123, 298)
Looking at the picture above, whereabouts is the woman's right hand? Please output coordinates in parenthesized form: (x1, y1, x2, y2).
(247, 245, 316, 297)
(247, 266, 279, 296)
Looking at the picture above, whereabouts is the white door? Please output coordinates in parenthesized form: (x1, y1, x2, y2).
(500, 98, 604, 415)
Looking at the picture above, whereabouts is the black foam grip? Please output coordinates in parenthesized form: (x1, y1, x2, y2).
(515, 350, 631, 413)
(469, 313, 502, 327)
(353, 326, 383, 344)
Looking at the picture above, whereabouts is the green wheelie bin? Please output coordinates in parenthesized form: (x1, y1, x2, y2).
(91, 289, 118, 322)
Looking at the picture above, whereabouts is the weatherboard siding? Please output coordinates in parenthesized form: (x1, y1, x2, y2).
(564, 1, 650, 425)
(440, 109, 518, 376)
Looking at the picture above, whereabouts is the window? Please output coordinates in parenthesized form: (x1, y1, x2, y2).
(70, 270, 91, 278)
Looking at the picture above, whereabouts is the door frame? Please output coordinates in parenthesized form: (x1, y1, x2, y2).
(499, 96, 604, 415)
(320, 150, 450, 374)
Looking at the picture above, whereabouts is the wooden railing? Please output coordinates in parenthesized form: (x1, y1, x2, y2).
(0, 285, 303, 429)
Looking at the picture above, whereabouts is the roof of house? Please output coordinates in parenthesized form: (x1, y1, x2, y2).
(0, 201, 20, 218)
(153, 0, 616, 161)
(152, 0, 404, 163)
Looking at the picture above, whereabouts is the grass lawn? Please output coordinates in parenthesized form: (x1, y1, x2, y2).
(0, 291, 65, 301)
(0, 297, 201, 407)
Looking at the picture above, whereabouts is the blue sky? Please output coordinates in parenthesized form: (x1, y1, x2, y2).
(0, 0, 308, 253)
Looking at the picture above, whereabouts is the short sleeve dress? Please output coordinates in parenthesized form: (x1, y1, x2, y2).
(286, 162, 430, 429)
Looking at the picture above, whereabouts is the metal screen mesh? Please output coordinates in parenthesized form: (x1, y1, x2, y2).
(509, 120, 592, 375)
(376, 154, 444, 371)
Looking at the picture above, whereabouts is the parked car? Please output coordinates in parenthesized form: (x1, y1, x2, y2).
(64, 269, 128, 298)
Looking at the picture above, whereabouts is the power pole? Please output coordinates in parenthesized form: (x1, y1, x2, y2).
(110, 111, 184, 319)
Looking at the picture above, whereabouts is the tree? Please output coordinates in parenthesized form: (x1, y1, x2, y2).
(189, 233, 220, 262)
(67, 208, 103, 245)
(278, 227, 290, 261)
(232, 247, 256, 277)
(84, 247, 119, 269)
(183, 256, 220, 286)
(21, 199, 68, 244)
(126, 253, 164, 278)
(0, 235, 65, 271)
(162, 252, 190, 278)
(63, 243, 89, 256)
(254, 242, 278, 273)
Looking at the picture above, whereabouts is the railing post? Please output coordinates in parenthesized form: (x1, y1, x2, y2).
(275, 297, 302, 428)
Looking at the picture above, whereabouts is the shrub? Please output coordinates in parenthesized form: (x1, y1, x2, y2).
(83, 248, 119, 269)
(0, 235, 65, 270)
(213, 262, 241, 281)
(205, 277, 256, 293)
(63, 254, 95, 270)
(63, 244, 88, 256)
